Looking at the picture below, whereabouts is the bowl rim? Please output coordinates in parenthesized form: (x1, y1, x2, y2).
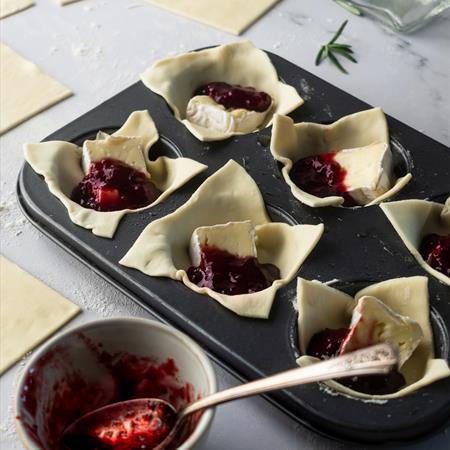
(14, 316, 217, 450)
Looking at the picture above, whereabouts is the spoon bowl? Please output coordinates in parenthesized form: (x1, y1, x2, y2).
(62, 343, 398, 450)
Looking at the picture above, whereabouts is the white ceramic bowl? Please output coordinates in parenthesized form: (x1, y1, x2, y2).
(15, 317, 217, 450)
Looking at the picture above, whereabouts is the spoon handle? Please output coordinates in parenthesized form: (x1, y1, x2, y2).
(180, 343, 398, 419)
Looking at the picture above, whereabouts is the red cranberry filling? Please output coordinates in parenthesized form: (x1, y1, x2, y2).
(306, 328, 405, 395)
(19, 336, 196, 450)
(187, 245, 280, 296)
(71, 158, 160, 212)
(62, 400, 175, 450)
(289, 152, 357, 207)
(419, 233, 450, 277)
(194, 82, 271, 113)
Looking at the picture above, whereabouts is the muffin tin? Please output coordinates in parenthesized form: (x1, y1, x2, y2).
(17, 47, 450, 443)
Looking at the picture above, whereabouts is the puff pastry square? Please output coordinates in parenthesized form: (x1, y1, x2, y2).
(120, 160, 323, 318)
(0, 43, 71, 134)
(296, 277, 450, 399)
(0, 256, 80, 374)
(381, 198, 450, 285)
(270, 108, 412, 207)
(141, 41, 303, 142)
(144, 0, 280, 35)
(24, 110, 207, 238)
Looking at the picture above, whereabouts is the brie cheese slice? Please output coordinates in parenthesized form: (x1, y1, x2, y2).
(186, 95, 270, 134)
(82, 135, 149, 176)
(340, 295, 423, 368)
(189, 220, 257, 267)
(333, 143, 393, 205)
(441, 197, 450, 227)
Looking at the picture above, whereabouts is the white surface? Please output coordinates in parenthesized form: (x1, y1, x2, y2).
(1, 0, 449, 448)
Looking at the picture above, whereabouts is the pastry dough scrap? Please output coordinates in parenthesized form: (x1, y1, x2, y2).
(381, 198, 450, 285)
(0, 43, 72, 134)
(270, 108, 412, 207)
(24, 110, 207, 238)
(144, 0, 280, 35)
(296, 277, 450, 399)
(0, 0, 34, 19)
(141, 41, 304, 142)
(120, 160, 324, 318)
(0, 256, 80, 374)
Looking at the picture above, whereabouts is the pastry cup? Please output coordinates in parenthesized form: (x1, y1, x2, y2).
(381, 198, 450, 285)
(270, 108, 412, 208)
(24, 111, 207, 238)
(141, 41, 304, 142)
(296, 277, 450, 399)
(120, 160, 324, 319)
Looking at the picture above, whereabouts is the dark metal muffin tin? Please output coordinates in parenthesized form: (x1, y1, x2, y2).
(17, 47, 450, 444)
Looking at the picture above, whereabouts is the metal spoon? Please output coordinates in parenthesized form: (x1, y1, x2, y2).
(62, 343, 398, 450)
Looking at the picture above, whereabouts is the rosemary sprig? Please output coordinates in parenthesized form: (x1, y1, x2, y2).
(315, 20, 357, 74)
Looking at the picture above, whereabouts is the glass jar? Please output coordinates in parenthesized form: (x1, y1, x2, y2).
(344, 0, 450, 32)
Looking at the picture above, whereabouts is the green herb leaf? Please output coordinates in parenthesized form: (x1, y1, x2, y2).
(315, 46, 326, 66)
(330, 47, 358, 63)
(335, 0, 362, 16)
(329, 20, 348, 45)
(314, 20, 357, 74)
(328, 51, 348, 74)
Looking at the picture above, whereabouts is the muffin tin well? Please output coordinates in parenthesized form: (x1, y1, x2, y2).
(17, 47, 450, 443)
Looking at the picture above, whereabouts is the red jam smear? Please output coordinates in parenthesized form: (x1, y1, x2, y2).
(419, 233, 450, 277)
(307, 328, 405, 395)
(18, 335, 196, 450)
(71, 158, 160, 212)
(194, 81, 272, 112)
(289, 152, 357, 207)
(187, 245, 280, 296)
(62, 400, 175, 450)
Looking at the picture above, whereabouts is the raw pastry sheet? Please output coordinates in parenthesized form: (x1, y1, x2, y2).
(0, 256, 80, 374)
(0, 0, 34, 19)
(145, 0, 280, 35)
(0, 43, 72, 135)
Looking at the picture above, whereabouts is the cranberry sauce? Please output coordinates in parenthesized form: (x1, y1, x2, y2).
(71, 158, 160, 212)
(289, 152, 357, 207)
(419, 233, 450, 277)
(61, 400, 175, 450)
(306, 328, 405, 395)
(18, 335, 195, 450)
(187, 245, 280, 296)
(194, 81, 271, 112)
(307, 328, 349, 360)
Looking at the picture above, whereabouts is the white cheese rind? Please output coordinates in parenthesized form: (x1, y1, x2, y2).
(186, 95, 270, 134)
(81, 135, 149, 176)
(189, 220, 257, 267)
(333, 143, 393, 206)
(340, 295, 423, 368)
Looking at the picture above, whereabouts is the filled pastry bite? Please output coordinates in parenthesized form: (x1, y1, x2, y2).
(141, 41, 304, 141)
(270, 108, 412, 207)
(186, 82, 273, 135)
(381, 197, 450, 285)
(120, 160, 323, 318)
(187, 221, 280, 295)
(24, 111, 207, 238)
(296, 277, 450, 398)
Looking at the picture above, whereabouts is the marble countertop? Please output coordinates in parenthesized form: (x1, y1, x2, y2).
(1, 0, 449, 448)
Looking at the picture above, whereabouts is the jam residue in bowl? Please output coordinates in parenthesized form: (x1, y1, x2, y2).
(419, 233, 450, 277)
(289, 152, 357, 207)
(18, 335, 196, 450)
(306, 328, 405, 395)
(187, 245, 280, 296)
(61, 399, 176, 450)
(71, 158, 160, 212)
(194, 82, 272, 113)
